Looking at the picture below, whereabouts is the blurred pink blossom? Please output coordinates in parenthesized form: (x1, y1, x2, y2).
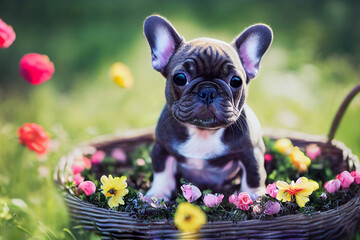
(266, 182, 279, 198)
(0, 19, 16, 48)
(319, 192, 327, 200)
(181, 184, 202, 203)
(83, 156, 92, 169)
(72, 164, 85, 175)
(73, 173, 84, 186)
(136, 158, 146, 166)
(91, 150, 105, 164)
(350, 170, 360, 184)
(111, 148, 127, 163)
(336, 171, 354, 189)
(78, 181, 96, 196)
(252, 204, 262, 214)
(229, 192, 253, 211)
(324, 179, 341, 193)
(264, 154, 273, 162)
(305, 144, 321, 160)
(20, 53, 55, 85)
(203, 193, 224, 207)
(138, 192, 148, 202)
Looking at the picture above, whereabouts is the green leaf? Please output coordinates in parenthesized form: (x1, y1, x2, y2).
(63, 228, 77, 240)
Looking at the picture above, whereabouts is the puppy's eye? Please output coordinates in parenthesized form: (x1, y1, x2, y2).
(230, 76, 242, 88)
(173, 73, 187, 86)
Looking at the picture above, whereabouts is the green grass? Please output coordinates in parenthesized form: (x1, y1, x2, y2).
(0, 1, 359, 239)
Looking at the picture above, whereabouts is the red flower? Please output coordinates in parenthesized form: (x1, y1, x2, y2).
(20, 53, 55, 85)
(17, 123, 49, 155)
(0, 19, 16, 48)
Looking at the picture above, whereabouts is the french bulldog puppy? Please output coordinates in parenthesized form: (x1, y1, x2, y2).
(144, 15, 272, 201)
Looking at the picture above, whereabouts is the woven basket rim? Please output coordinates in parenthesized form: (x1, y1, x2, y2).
(55, 127, 360, 238)
(63, 189, 360, 224)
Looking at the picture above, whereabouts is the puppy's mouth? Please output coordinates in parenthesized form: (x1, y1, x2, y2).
(172, 97, 239, 129)
(191, 117, 217, 128)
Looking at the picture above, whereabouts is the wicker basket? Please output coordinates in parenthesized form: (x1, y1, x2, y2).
(54, 85, 360, 239)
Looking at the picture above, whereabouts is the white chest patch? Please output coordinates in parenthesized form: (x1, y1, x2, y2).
(177, 127, 227, 159)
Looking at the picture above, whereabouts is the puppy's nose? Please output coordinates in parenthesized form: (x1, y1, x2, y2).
(198, 87, 217, 105)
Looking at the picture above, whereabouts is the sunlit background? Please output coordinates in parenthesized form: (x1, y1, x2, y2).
(1, 1, 359, 239)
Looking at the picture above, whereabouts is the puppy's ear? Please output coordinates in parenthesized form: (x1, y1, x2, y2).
(144, 15, 183, 73)
(233, 24, 273, 81)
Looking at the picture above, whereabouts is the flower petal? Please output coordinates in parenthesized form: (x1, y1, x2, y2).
(117, 189, 129, 198)
(101, 175, 109, 185)
(295, 176, 308, 185)
(108, 196, 119, 208)
(276, 181, 289, 190)
(295, 194, 309, 207)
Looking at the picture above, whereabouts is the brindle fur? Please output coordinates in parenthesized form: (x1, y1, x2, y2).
(144, 15, 272, 200)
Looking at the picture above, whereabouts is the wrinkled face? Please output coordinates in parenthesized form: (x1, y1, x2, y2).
(144, 15, 273, 129)
(166, 39, 247, 129)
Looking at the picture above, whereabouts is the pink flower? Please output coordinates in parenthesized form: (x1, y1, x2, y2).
(319, 192, 327, 200)
(229, 192, 253, 211)
(20, 53, 55, 85)
(306, 144, 321, 161)
(136, 158, 146, 166)
(252, 204, 262, 214)
(138, 193, 148, 202)
(72, 164, 85, 175)
(266, 183, 279, 198)
(203, 193, 224, 207)
(83, 156, 92, 169)
(73, 173, 84, 186)
(350, 170, 360, 184)
(111, 148, 127, 163)
(324, 179, 341, 193)
(181, 184, 202, 203)
(91, 150, 105, 164)
(264, 154, 273, 162)
(336, 171, 354, 188)
(264, 201, 280, 215)
(78, 181, 96, 196)
(0, 19, 16, 48)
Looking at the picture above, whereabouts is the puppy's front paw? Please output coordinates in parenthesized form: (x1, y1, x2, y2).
(145, 156, 176, 202)
(145, 171, 176, 202)
(145, 188, 171, 203)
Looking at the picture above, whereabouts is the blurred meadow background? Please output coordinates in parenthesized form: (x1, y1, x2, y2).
(0, 0, 359, 239)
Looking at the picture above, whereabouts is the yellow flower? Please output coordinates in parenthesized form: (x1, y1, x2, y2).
(289, 147, 311, 172)
(174, 202, 207, 232)
(100, 174, 129, 208)
(276, 177, 319, 207)
(274, 138, 293, 155)
(110, 62, 134, 88)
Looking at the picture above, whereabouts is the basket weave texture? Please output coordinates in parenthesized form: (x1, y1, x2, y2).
(55, 128, 360, 240)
